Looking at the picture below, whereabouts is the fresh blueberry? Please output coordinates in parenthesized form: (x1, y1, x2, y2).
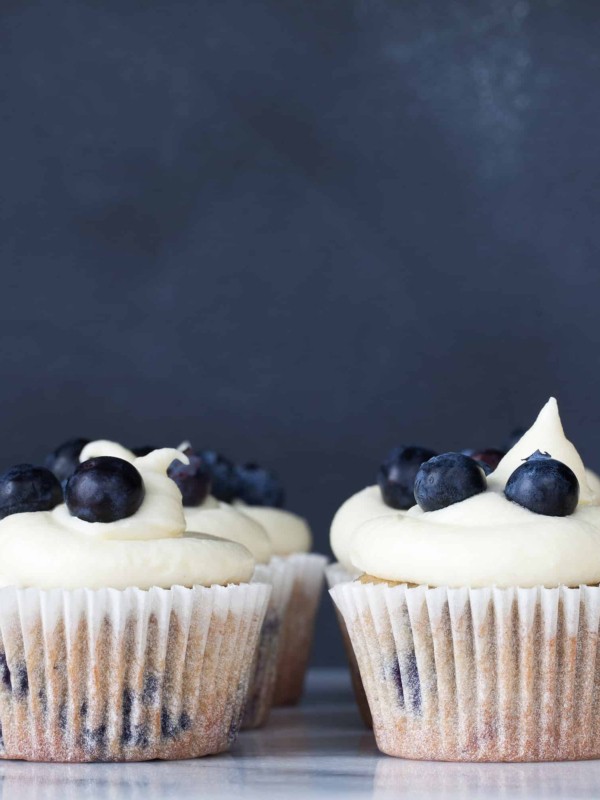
(45, 438, 90, 483)
(131, 445, 157, 457)
(65, 457, 145, 523)
(235, 463, 285, 507)
(414, 453, 487, 512)
(377, 446, 438, 509)
(167, 449, 211, 506)
(0, 464, 63, 520)
(197, 450, 240, 502)
(504, 450, 579, 516)
(462, 448, 505, 474)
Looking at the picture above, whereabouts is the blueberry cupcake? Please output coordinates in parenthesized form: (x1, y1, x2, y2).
(79, 441, 293, 730)
(227, 462, 327, 707)
(331, 398, 600, 761)
(0, 448, 270, 761)
(328, 447, 436, 726)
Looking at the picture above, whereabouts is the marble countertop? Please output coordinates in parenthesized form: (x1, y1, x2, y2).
(0, 668, 598, 799)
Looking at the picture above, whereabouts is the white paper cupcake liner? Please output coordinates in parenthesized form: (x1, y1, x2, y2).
(273, 553, 327, 706)
(330, 581, 600, 762)
(243, 558, 295, 728)
(0, 582, 270, 762)
(325, 563, 372, 727)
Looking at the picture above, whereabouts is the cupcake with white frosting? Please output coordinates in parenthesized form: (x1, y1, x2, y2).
(0, 447, 270, 762)
(331, 398, 600, 762)
(80, 440, 293, 730)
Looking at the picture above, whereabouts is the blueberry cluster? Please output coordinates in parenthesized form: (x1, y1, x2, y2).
(0, 443, 147, 524)
(175, 448, 285, 508)
(378, 440, 579, 517)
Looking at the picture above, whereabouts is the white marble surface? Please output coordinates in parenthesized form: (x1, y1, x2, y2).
(1, 668, 599, 799)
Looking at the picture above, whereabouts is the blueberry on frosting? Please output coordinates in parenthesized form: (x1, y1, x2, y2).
(504, 450, 579, 517)
(197, 450, 240, 503)
(235, 463, 285, 507)
(378, 446, 438, 509)
(414, 453, 487, 512)
(167, 449, 211, 506)
(65, 456, 145, 523)
(45, 438, 90, 483)
(462, 448, 505, 474)
(0, 464, 63, 519)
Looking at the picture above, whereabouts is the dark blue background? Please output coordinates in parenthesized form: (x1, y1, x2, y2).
(2, 0, 600, 664)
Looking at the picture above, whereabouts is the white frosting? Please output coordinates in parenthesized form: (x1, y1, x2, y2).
(330, 485, 397, 571)
(0, 446, 255, 590)
(351, 398, 600, 588)
(487, 398, 596, 503)
(235, 502, 312, 556)
(184, 498, 273, 564)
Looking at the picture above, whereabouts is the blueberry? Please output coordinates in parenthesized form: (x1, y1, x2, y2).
(0, 464, 63, 520)
(197, 450, 240, 502)
(504, 450, 579, 516)
(167, 449, 211, 507)
(377, 446, 438, 509)
(65, 457, 145, 523)
(235, 463, 285, 507)
(45, 438, 90, 483)
(462, 448, 505, 474)
(414, 453, 487, 512)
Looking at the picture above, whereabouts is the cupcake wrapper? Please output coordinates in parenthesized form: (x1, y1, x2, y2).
(331, 581, 600, 762)
(273, 554, 327, 706)
(243, 558, 295, 728)
(325, 564, 372, 728)
(0, 583, 270, 762)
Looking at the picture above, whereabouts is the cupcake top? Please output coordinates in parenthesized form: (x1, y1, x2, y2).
(84, 441, 274, 565)
(0, 446, 255, 590)
(330, 486, 396, 571)
(234, 503, 312, 556)
(330, 445, 438, 572)
(351, 398, 600, 588)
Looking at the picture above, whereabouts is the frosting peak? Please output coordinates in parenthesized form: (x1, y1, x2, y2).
(488, 398, 594, 503)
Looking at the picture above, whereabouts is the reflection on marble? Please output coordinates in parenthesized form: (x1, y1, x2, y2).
(0, 669, 599, 799)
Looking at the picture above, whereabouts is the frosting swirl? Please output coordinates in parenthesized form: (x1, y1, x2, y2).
(330, 485, 397, 571)
(184, 500, 273, 564)
(0, 448, 255, 590)
(234, 502, 312, 556)
(351, 398, 600, 588)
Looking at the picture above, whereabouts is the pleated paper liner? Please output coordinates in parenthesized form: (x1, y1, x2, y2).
(273, 554, 328, 706)
(325, 563, 372, 728)
(242, 558, 295, 728)
(0, 582, 270, 762)
(330, 581, 600, 762)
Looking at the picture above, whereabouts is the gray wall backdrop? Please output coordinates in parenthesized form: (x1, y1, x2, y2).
(2, 0, 600, 665)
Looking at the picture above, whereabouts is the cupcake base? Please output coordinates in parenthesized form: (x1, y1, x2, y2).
(331, 581, 600, 762)
(243, 559, 295, 729)
(0, 583, 270, 762)
(273, 554, 327, 706)
(325, 564, 372, 728)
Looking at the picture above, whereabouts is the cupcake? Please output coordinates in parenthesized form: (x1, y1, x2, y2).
(80, 441, 293, 729)
(0, 448, 270, 761)
(328, 447, 437, 726)
(331, 398, 600, 761)
(230, 463, 327, 706)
